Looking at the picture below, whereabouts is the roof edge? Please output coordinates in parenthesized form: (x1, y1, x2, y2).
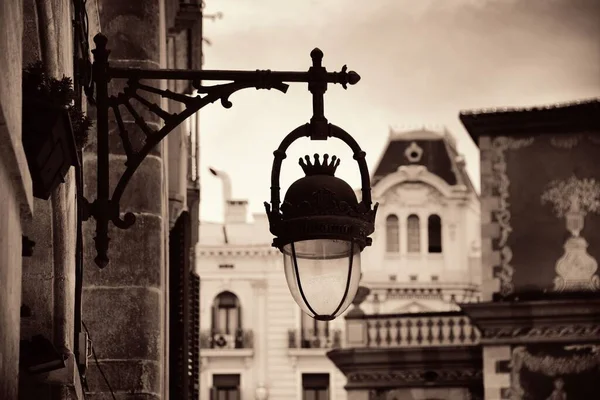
(459, 98, 600, 146)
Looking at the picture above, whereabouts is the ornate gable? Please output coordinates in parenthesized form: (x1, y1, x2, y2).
(372, 128, 475, 192)
(380, 182, 446, 207)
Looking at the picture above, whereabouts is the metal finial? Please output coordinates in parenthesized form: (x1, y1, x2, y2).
(93, 33, 108, 49)
(310, 48, 324, 66)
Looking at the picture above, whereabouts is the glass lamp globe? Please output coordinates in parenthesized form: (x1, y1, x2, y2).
(283, 238, 361, 321)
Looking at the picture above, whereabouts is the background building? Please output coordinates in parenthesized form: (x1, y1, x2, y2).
(197, 126, 481, 400)
(197, 167, 348, 400)
(359, 127, 481, 315)
(328, 99, 600, 400)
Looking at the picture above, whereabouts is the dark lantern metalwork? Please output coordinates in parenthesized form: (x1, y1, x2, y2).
(83, 34, 361, 268)
(264, 47, 378, 320)
(265, 147, 378, 252)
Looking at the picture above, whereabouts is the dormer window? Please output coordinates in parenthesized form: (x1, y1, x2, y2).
(428, 214, 442, 253)
(406, 214, 420, 253)
(385, 214, 400, 253)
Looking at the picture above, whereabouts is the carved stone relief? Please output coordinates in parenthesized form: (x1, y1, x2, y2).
(383, 183, 445, 208)
(348, 368, 482, 386)
(481, 324, 600, 341)
(540, 175, 600, 291)
(405, 141, 424, 163)
(549, 135, 582, 149)
(549, 134, 600, 149)
(511, 345, 600, 400)
(490, 136, 535, 296)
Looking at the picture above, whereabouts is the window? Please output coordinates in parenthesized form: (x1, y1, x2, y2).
(409, 275, 418, 281)
(431, 275, 439, 282)
(212, 291, 241, 336)
(385, 214, 400, 252)
(211, 374, 240, 400)
(428, 214, 442, 253)
(302, 373, 330, 400)
(219, 263, 234, 269)
(407, 214, 421, 253)
(301, 310, 329, 348)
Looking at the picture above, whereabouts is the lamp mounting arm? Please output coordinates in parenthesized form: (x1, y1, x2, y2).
(84, 33, 361, 268)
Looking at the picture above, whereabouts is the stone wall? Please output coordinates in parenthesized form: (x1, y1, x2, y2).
(482, 345, 511, 400)
(18, 0, 83, 398)
(82, 0, 167, 398)
(0, 0, 31, 398)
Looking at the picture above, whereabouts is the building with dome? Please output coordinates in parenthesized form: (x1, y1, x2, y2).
(196, 126, 482, 400)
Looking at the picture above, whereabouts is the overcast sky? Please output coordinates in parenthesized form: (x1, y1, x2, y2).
(198, 0, 600, 222)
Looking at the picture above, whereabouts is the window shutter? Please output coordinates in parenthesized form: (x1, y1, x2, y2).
(169, 211, 194, 399)
(190, 272, 201, 398)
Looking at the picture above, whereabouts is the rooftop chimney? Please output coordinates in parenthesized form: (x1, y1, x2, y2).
(209, 167, 248, 224)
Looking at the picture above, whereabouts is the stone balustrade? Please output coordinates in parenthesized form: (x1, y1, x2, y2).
(345, 311, 480, 348)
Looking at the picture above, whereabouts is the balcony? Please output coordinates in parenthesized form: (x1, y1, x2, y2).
(346, 311, 480, 348)
(327, 311, 483, 391)
(288, 329, 342, 349)
(200, 329, 254, 349)
(199, 329, 254, 369)
(287, 329, 342, 362)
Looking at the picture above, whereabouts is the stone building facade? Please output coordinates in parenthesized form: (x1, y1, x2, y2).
(196, 168, 349, 400)
(327, 100, 600, 400)
(197, 126, 481, 400)
(359, 127, 481, 315)
(0, 1, 202, 399)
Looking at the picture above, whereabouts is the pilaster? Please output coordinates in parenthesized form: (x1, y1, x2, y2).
(252, 280, 268, 398)
(82, 0, 165, 398)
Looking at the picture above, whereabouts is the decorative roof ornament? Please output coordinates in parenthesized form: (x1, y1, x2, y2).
(299, 154, 341, 176)
(405, 141, 424, 163)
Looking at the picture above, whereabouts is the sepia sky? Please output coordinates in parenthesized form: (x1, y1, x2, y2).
(198, 0, 600, 222)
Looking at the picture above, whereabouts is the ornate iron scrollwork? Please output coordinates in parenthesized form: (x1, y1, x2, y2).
(84, 33, 361, 267)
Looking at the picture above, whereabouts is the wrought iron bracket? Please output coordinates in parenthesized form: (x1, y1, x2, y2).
(86, 33, 361, 268)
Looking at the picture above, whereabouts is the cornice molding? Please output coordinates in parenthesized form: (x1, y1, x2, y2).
(345, 367, 482, 389)
(327, 347, 482, 389)
(197, 246, 280, 257)
(460, 99, 600, 142)
(460, 299, 600, 344)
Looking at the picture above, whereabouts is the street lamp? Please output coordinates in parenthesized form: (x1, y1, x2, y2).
(265, 50, 378, 321)
(84, 34, 377, 319)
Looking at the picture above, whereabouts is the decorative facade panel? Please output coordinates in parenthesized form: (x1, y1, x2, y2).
(488, 134, 600, 298)
(511, 344, 600, 400)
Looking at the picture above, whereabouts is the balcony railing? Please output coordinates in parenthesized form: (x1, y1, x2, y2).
(288, 329, 342, 349)
(346, 311, 480, 348)
(200, 329, 254, 349)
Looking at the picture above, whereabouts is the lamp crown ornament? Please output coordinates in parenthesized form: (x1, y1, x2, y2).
(299, 153, 340, 176)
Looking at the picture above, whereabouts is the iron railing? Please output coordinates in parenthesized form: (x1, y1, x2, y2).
(288, 329, 342, 349)
(200, 329, 253, 349)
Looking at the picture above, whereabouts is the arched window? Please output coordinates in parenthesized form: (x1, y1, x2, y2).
(428, 214, 442, 253)
(211, 291, 241, 336)
(407, 214, 420, 253)
(385, 214, 400, 252)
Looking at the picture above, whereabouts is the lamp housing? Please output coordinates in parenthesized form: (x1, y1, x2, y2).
(266, 145, 377, 321)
